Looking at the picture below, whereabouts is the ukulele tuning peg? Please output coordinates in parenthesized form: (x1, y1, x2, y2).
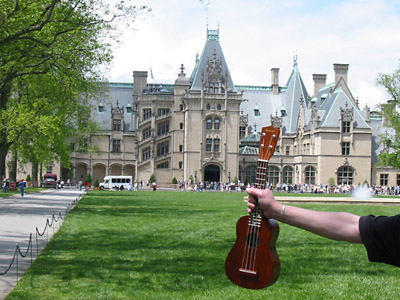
(269, 145, 273, 149)
(262, 133, 266, 136)
(272, 134, 276, 138)
(261, 144, 264, 148)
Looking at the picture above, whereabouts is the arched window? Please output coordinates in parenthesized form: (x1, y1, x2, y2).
(206, 103, 211, 110)
(337, 166, 353, 185)
(305, 166, 316, 185)
(283, 166, 294, 184)
(206, 118, 212, 129)
(217, 104, 222, 110)
(267, 166, 280, 186)
(245, 165, 257, 185)
(214, 118, 220, 129)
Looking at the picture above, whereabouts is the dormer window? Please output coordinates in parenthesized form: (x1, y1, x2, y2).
(113, 119, 121, 131)
(98, 103, 105, 113)
(280, 106, 287, 117)
(342, 121, 351, 133)
(254, 106, 261, 117)
(126, 104, 132, 114)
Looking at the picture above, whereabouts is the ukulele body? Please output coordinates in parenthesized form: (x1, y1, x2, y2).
(225, 216, 280, 289)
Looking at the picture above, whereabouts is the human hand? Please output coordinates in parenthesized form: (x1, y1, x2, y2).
(246, 187, 281, 219)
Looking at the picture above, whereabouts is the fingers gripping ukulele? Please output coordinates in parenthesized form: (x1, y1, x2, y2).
(225, 126, 281, 290)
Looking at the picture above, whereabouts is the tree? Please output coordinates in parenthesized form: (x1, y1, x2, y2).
(376, 63, 400, 168)
(0, 0, 149, 177)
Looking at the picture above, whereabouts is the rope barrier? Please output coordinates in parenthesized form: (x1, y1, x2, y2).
(0, 191, 85, 281)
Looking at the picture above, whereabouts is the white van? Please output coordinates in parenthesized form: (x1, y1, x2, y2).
(99, 176, 132, 190)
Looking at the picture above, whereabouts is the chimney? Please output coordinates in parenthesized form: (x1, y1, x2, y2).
(333, 64, 349, 85)
(133, 71, 148, 99)
(271, 68, 279, 95)
(312, 74, 327, 97)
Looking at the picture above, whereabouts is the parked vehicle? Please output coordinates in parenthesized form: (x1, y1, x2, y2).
(99, 176, 132, 190)
(43, 173, 57, 188)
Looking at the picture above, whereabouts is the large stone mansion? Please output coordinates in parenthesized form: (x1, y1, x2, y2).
(11, 28, 398, 187)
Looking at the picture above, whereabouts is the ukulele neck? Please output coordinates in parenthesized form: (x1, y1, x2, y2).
(254, 159, 269, 190)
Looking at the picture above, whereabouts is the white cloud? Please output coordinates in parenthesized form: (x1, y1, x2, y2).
(107, 0, 400, 109)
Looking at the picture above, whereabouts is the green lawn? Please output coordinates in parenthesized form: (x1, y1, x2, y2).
(6, 191, 400, 300)
(0, 187, 43, 197)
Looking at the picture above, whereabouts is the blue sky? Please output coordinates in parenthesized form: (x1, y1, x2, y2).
(108, 0, 400, 109)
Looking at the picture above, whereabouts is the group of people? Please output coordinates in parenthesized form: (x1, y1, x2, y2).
(2, 176, 26, 196)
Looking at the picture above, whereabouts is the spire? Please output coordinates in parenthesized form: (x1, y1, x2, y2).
(190, 27, 235, 92)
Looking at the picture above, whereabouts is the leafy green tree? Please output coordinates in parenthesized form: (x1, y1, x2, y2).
(376, 63, 400, 168)
(0, 0, 149, 177)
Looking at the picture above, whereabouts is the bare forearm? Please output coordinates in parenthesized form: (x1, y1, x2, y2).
(270, 204, 362, 243)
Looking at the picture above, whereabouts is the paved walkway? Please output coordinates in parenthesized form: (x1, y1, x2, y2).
(0, 188, 85, 300)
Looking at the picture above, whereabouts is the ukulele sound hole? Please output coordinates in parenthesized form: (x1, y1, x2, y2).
(246, 232, 260, 247)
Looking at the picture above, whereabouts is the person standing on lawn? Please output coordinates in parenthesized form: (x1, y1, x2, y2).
(246, 187, 400, 268)
(2, 175, 7, 194)
(19, 179, 26, 197)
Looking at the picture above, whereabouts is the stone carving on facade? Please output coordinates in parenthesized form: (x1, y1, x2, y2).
(311, 105, 319, 124)
(270, 113, 282, 129)
(239, 112, 248, 127)
(340, 103, 354, 122)
(111, 100, 124, 119)
(205, 111, 225, 120)
(207, 49, 222, 79)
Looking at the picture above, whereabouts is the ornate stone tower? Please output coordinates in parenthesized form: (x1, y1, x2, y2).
(182, 28, 243, 183)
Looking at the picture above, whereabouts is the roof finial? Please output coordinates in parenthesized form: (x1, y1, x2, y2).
(180, 64, 185, 75)
(293, 54, 298, 68)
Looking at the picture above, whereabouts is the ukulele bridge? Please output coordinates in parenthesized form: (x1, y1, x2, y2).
(239, 268, 257, 277)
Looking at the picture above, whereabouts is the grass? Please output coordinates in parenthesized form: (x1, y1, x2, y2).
(0, 187, 43, 197)
(6, 191, 400, 300)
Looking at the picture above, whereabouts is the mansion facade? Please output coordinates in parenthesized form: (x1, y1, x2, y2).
(11, 29, 397, 188)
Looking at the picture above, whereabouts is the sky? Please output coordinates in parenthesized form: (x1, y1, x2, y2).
(108, 0, 400, 110)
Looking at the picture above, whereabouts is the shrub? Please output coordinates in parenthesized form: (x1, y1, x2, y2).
(149, 175, 156, 183)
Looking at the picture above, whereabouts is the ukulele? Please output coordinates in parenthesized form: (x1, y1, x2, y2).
(225, 125, 281, 290)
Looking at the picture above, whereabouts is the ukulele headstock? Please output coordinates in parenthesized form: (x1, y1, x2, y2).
(259, 126, 280, 161)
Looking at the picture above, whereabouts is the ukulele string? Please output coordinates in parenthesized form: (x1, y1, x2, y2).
(242, 132, 274, 272)
(241, 164, 262, 271)
(251, 143, 272, 271)
(246, 160, 266, 271)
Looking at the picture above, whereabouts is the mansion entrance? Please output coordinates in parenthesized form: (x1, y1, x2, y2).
(204, 164, 220, 182)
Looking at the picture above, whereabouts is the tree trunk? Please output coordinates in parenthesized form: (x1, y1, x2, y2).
(0, 144, 9, 178)
(9, 151, 17, 182)
(32, 162, 39, 184)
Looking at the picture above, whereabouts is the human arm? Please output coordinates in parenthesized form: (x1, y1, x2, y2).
(246, 187, 362, 243)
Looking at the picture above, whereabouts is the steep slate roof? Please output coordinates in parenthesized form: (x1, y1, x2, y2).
(91, 83, 135, 131)
(239, 89, 285, 132)
(282, 58, 309, 134)
(314, 80, 370, 130)
(190, 28, 236, 92)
